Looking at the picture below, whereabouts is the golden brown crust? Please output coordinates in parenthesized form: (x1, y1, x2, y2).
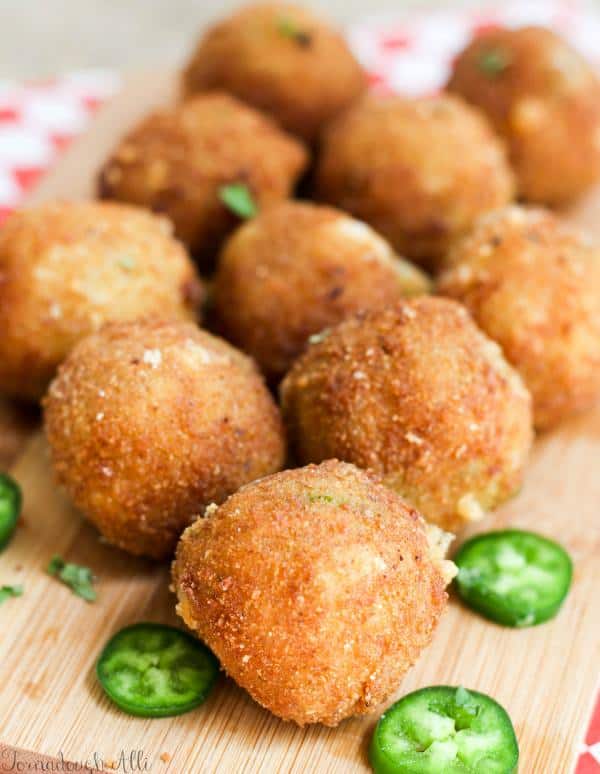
(438, 206, 600, 429)
(447, 26, 600, 205)
(182, 3, 367, 142)
(315, 93, 515, 270)
(172, 460, 452, 725)
(0, 201, 203, 401)
(280, 298, 533, 532)
(98, 92, 308, 262)
(44, 319, 286, 559)
(212, 201, 431, 381)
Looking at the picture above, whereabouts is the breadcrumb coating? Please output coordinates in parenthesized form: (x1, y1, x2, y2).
(0, 201, 203, 401)
(212, 201, 430, 381)
(99, 92, 308, 264)
(315, 93, 515, 270)
(182, 3, 367, 142)
(448, 26, 600, 205)
(44, 319, 286, 559)
(281, 297, 533, 532)
(438, 205, 600, 429)
(173, 460, 454, 725)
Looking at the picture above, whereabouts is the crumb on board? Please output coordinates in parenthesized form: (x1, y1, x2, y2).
(160, 752, 171, 763)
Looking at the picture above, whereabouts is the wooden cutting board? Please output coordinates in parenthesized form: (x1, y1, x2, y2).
(1, 72, 599, 774)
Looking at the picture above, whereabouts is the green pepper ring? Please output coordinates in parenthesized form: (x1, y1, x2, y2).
(96, 622, 219, 717)
(0, 472, 22, 550)
(454, 529, 573, 627)
(369, 685, 519, 774)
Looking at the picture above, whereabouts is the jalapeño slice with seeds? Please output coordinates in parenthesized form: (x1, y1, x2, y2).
(454, 529, 573, 627)
(0, 472, 22, 550)
(370, 685, 518, 773)
(96, 623, 219, 717)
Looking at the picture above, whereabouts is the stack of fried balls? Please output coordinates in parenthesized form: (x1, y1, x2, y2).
(2, 2, 599, 728)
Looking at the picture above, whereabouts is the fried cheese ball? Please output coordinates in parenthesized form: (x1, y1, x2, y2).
(182, 3, 367, 142)
(44, 319, 285, 559)
(438, 206, 600, 430)
(281, 298, 533, 532)
(0, 202, 203, 402)
(448, 26, 600, 206)
(173, 460, 456, 725)
(98, 92, 308, 263)
(315, 94, 515, 271)
(212, 201, 431, 381)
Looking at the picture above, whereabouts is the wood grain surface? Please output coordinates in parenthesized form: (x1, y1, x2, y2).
(0, 73, 599, 774)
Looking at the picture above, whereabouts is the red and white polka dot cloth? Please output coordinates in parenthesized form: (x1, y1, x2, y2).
(0, 70, 120, 223)
(348, 0, 600, 96)
(0, 1, 598, 769)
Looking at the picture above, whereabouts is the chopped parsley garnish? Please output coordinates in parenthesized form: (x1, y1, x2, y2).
(218, 183, 258, 219)
(0, 584, 23, 605)
(308, 329, 330, 345)
(277, 17, 312, 47)
(478, 47, 511, 76)
(308, 492, 349, 506)
(47, 555, 97, 602)
(308, 492, 335, 504)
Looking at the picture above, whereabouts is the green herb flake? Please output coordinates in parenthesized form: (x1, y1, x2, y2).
(308, 329, 330, 345)
(478, 47, 511, 77)
(278, 16, 298, 37)
(0, 584, 23, 605)
(47, 555, 97, 602)
(117, 256, 136, 272)
(277, 17, 312, 47)
(218, 183, 258, 219)
(308, 492, 335, 504)
(307, 492, 349, 506)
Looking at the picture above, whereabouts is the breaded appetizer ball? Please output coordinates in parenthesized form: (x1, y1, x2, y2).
(212, 201, 431, 381)
(448, 26, 600, 206)
(99, 92, 308, 262)
(315, 94, 515, 270)
(438, 206, 600, 430)
(44, 319, 285, 559)
(173, 460, 456, 726)
(281, 298, 533, 532)
(0, 202, 203, 402)
(182, 3, 367, 142)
